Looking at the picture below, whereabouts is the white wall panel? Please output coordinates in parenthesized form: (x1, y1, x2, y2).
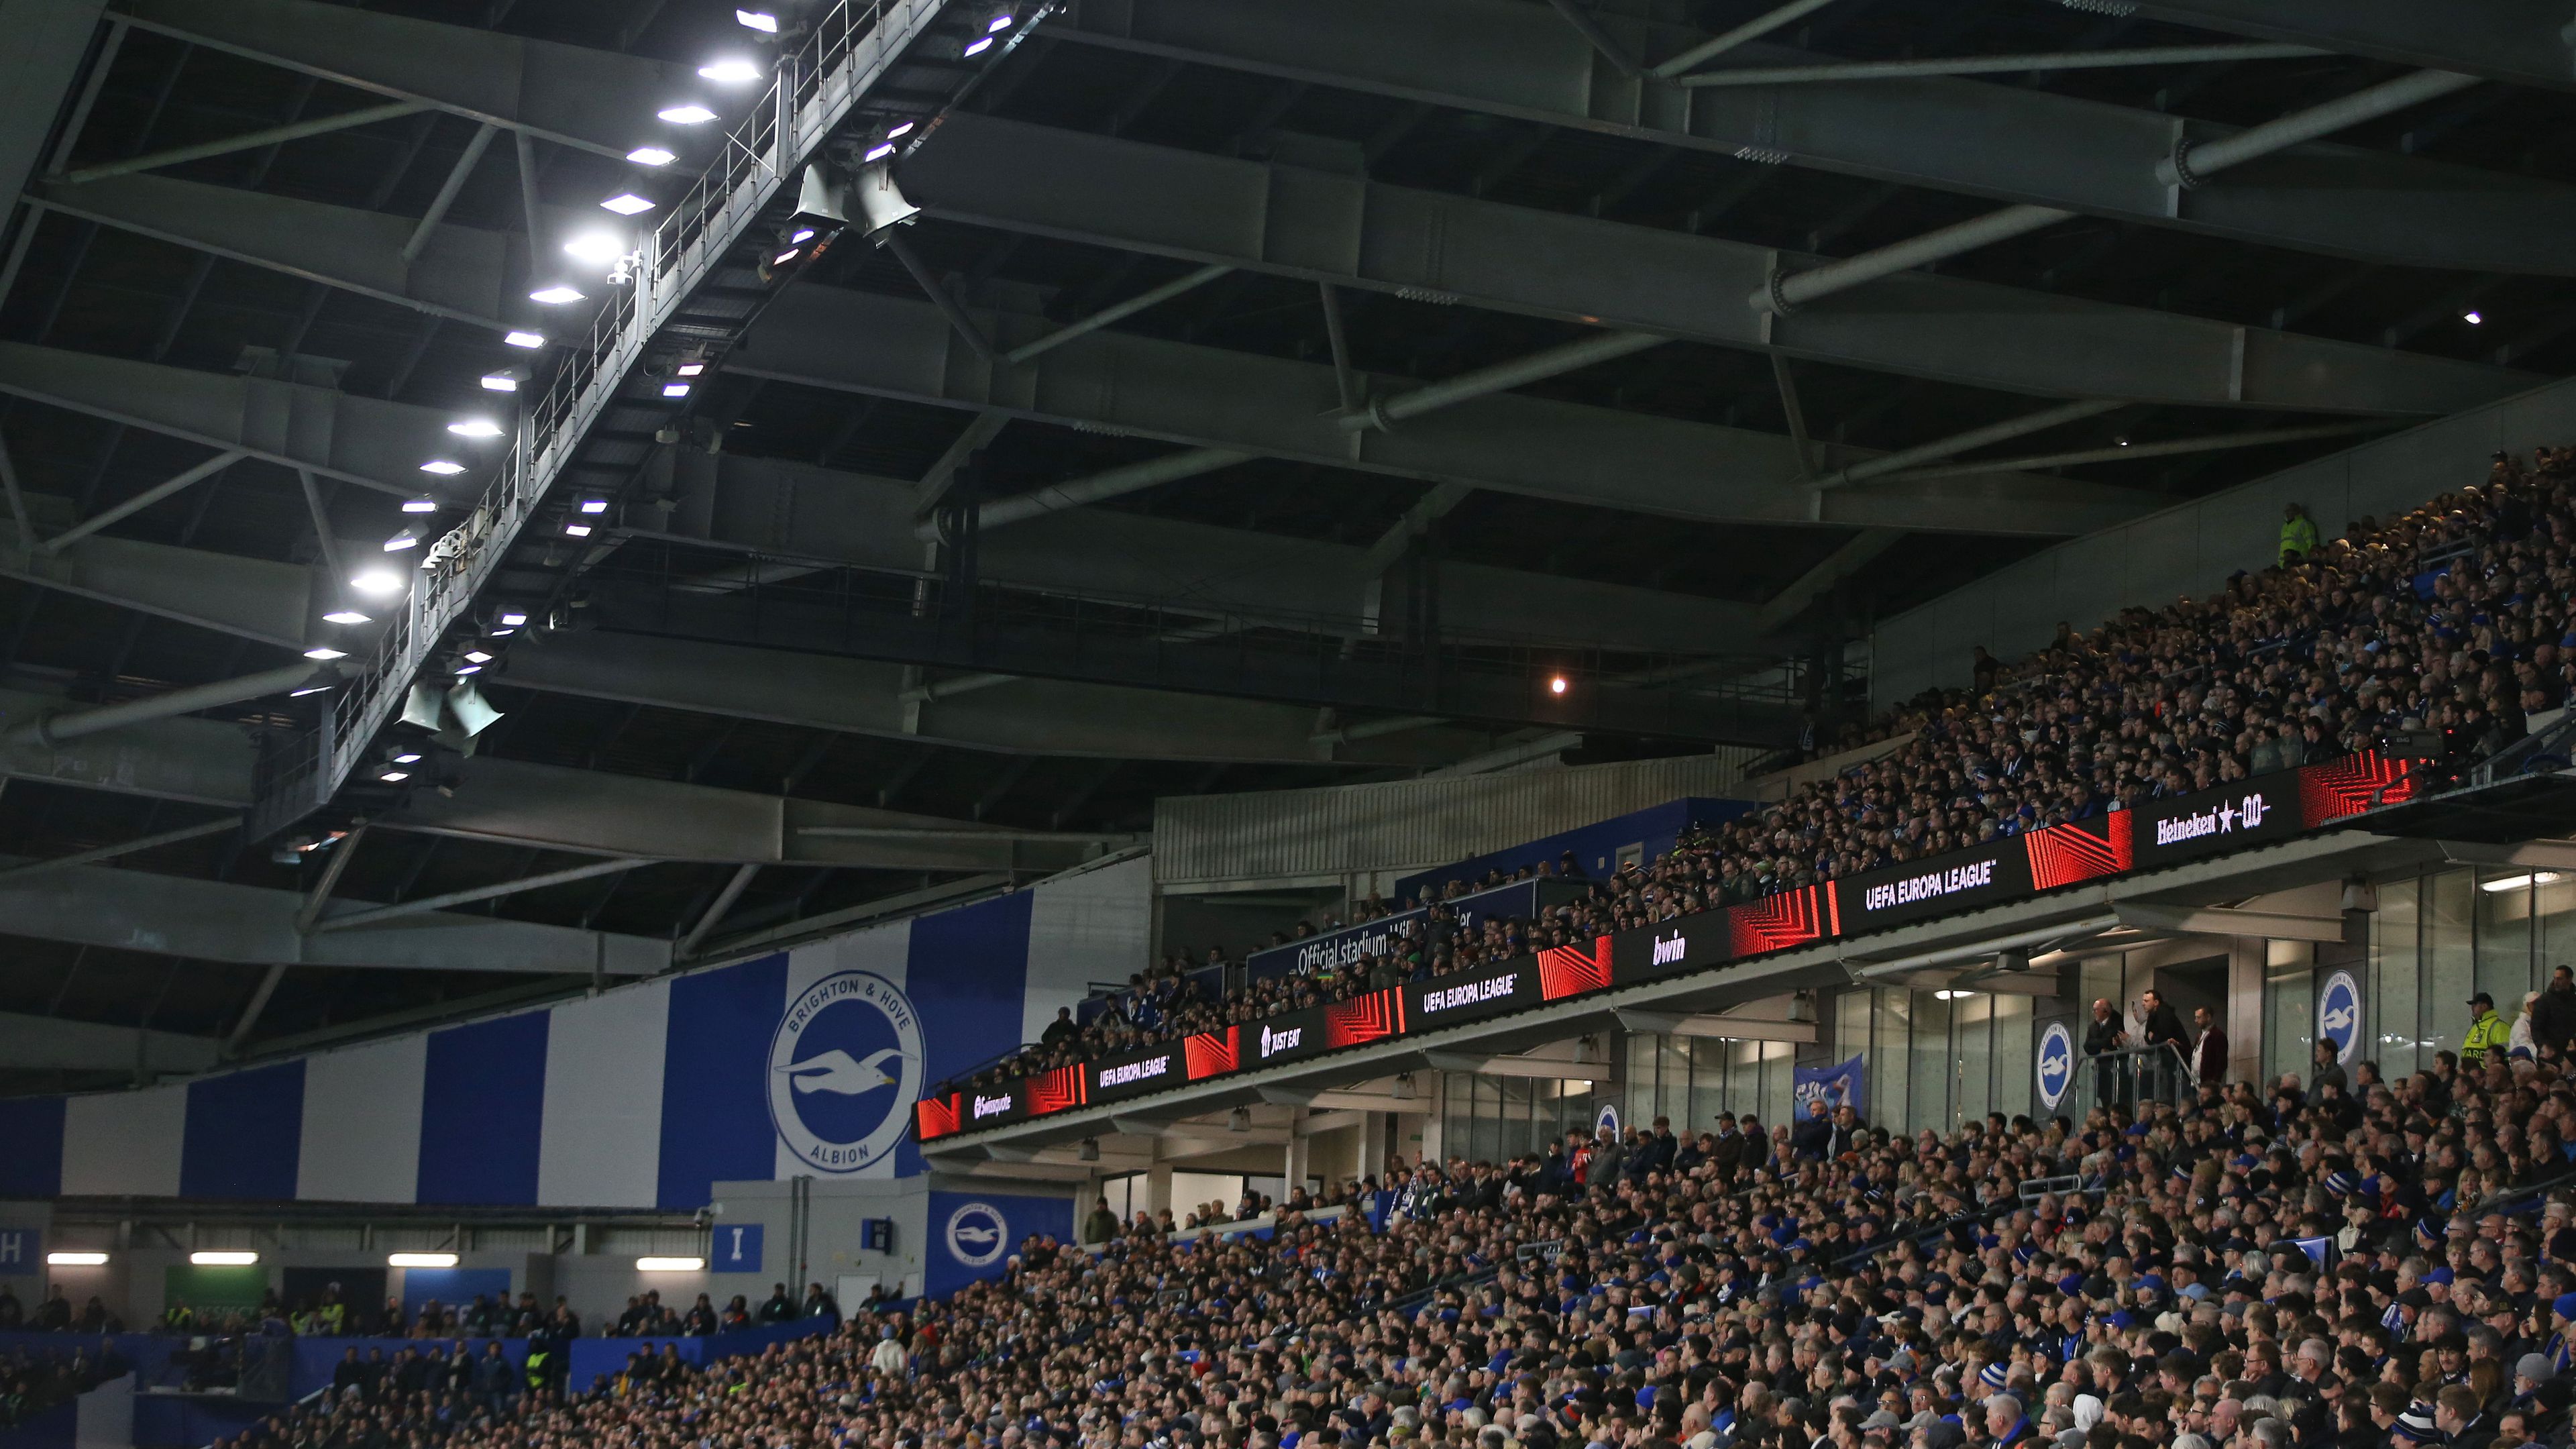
(538, 982, 672, 1208)
(296, 1033, 427, 1203)
(1024, 855, 1151, 1042)
(62, 1086, 184, 1197)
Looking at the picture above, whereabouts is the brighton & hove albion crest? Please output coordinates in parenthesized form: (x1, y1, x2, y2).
(768, 970, 924, 1172)
(945, 1200, 1009, 1269)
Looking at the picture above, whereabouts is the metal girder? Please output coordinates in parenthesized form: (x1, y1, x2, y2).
(504, 630, 1523, 763)
(728, 285, 2161, 536)
(34, 172, 582, 333)
(659, 451, 1769, 651)
(902, 115, 2537, 414)
(0, 856, 669, 973)
(580, 576, 1803, 744)
(1757, 528, 1899, 631)
(0, 342, 472, 497)
(0, 0, 108, 222)
(385, 756, 1139, 871)
(0, 815, 239, 882)
(309, 856, 648, 933)
(2132, 1, 2576, 93)
(1, 511, 317, 649)
(0, 686, 258, 806)
(1050, 0, 2576, 276)
(113, 0, 703, 159)
(0, 1010, 219, 1075)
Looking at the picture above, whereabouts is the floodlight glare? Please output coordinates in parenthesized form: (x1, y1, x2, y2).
(463, 649, 494, 665)
(773, 248, 801, 266)
(391, 749, 423, 765)
(379, 769, 411, 783)
(453, 663, 482, 676)
(504, 330, 547, 349)
(419, 460, 466, 476)
(888, 121, 916, 140)
(448, 418, 504, 439)
(627, 146, 678, 166)
(988, 10, 1015, 31)
(322, 610, 370, 625)
(864, 143, 894, 162)
(736, 9, 780, 33)
(480, 373, 519, 392)
(699, 58, 763, 84)
(303, 646, 347, 661)
(659, 104, 719, 125)
(601, 193, 656, 216)
(498, 611, 529, 627)
(564, 232, 626, 266)
(578, 498, 609, 514)
(382, 530, 419, 551)
(351, 568, 406, 598)
(290, 685, 334, 698)
(529, 285, 586, 305)
(676, 362, 706, 378)
(963, 35, 994, 55)
(2465, 311, 2484, 325)
(663, 381, 692, 398)
(565, 523, 593, 537)
(1549, 675, 1568, 696)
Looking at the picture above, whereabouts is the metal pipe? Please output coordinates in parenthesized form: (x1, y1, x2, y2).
(883, 231, 1000, 366)
(293, 822, 369, 935)
(311, 857, 649, 933)
(63, 101, 433, 183)
(1763, 68, 2477, 317)
(677, 863, 759, 959)
(1678, 42, 2320, 87)
(7, 663, 332, 746)
(1318, 281, 1360, 416)
(1004, 263, 1232, 364)
(1543, 0, 1639, 76)
(513, 129, 546, 265)
(0, 816, 242, 882)
(294, 470, 345, 596)
(223, 963, 289, 1055)
(0, 434, 32, 549)
(1338, 329, 1663, 431)
(2160, 68, 2479, 186)
(43, 450, 246, 553)
(902, 671, 1018, 702)
(1763, 204, 2070, 314)
(402, 122, 499, 265)
(929, 447, 1251, 537)
(1817, 399, 2121, 490)
(1873, 419, 2392, 484)
(1649, 0, 1841, 78)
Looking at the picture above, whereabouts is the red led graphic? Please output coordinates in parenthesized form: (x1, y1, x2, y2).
(1325, 989, 1403, 1048)
(1728, 885, 1832, 957)
(2299, 751, 2414, 827)
(1184, 1026, 1240, 1080)
(1538, 937, 1613, 1000)
(1024, 1063, 1087, 1116)
(914, 1093, 961, 1141)
(2025, 817, 2133, 890)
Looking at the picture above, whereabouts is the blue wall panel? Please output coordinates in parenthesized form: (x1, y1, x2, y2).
(900, 893, 1032, 1175)
(415, 1013, 549, 1204)
(180, 1062, 306, 1200)
(655, 953, 788, 1210)
(922, 1189, 1072, 1300)
(0, 1096, 64, 1197)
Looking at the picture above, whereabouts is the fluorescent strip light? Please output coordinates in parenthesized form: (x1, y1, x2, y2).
(190, 1250, 258, 1267)
(2482, 872, 2565, 892)
(635, 1256, 705, 1272)
(386, 1252, 458, 1269)
(47, 1252, 107, 1267)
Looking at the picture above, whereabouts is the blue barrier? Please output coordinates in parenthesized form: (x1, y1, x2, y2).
(0, 1334, 170, 1389)
(564, 1317, 829, 1391)
(286, 1338, 528, 1400)
(0, 1399, 74, 1449)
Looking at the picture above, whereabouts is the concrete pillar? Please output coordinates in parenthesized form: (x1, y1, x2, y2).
(1144, 1163, 1174, 1218)
(1359, 1110, 1389, 1181)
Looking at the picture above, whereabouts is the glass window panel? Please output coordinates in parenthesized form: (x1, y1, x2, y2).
(1655, 1035, 1691, 1130)
(1761, 1042, 1794, 1144)
(1954, 993, 1994, 1126)
(1837, 989, 1872, 1063)
(2476, 867, 2538, 1012)
(2264, 940, 2314, 1085)
(1990, 995, 2033, 1125)
(1874, 989, 1913, 1136)
(2373, 874, 2422, 1080)
(2538, 871, 2576, 983)
(1727, 1038, 1760, 1122)
(2426, 867, 2476, 1065)
(1911, 992, 1953, 1132)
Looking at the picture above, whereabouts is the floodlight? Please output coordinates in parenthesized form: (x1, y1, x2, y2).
(601, 193, 655, 216)
(627, 146, 677, 166)
(659, 105, 719, 125)
(699, 59, 763, 84)
(529, 285, 586, 305)
(504, 331, 547, 349)
(323, 610, 370, 625)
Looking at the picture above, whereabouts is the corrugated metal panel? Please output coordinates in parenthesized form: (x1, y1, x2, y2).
(1153, 749, 1762, 883)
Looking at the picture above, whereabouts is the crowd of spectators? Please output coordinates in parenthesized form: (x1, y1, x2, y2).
(969, 450, 2576, 1099)
(0, 1344, 119, 1428)
(0, 1285, 118, 1333)
(289, 1018, 2576, 1449)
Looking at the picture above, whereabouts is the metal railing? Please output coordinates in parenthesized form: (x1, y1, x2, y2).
(248, 0, 949, 841)
(2065, 1040, 2197, 1119)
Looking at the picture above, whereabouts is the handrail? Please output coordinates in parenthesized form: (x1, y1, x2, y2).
(248, 0, 947, 841)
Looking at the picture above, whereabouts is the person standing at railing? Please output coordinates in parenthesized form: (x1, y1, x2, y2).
(2190, 1005, 2229, 1089)
(2138, 988, 2187, 1104)
(2084, 998, 2131, 1110)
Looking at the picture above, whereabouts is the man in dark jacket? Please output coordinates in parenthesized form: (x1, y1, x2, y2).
(2084, 998, 2130, 1109)
(2538, 965, 2576, 1055)
(1631, 1116, 1677, 1181)
(1790, 1099, 1833, 1161)
(2139, 988, 2188, 1102)
(757, 1283, 797, 1324)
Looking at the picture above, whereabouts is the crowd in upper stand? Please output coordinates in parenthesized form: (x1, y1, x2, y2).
(202, 996, 2576, 1449)
(969, 451, 2576, 1099)
(0, 1343, 118, 1428)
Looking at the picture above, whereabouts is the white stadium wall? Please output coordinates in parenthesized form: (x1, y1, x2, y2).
(0, 856, 1150, 1210)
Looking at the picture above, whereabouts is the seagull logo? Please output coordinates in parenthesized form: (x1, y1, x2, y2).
(945, 1201, 1010, 1269)
(779, 1046, 908, 1096)
(952, 1222, 1002, 1248)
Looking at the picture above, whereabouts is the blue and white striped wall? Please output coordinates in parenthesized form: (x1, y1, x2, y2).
(0, 857, 1146, 1210)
